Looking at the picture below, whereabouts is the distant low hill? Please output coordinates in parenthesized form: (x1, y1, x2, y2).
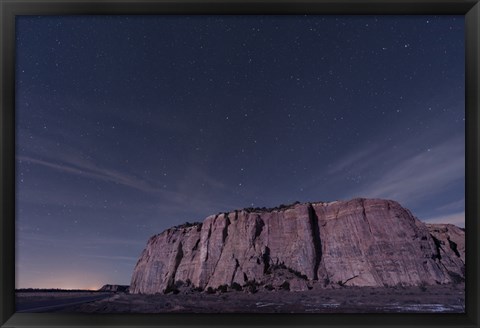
(98, 284, 129, 293)
(15, 288, 99, 293)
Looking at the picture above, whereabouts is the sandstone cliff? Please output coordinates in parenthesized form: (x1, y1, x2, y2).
(130, 198, 465, 294)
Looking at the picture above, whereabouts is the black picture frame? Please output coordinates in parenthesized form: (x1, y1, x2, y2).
(1, 0, 479, 327)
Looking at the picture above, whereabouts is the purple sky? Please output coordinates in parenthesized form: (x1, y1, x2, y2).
(15, 15, 464, 289)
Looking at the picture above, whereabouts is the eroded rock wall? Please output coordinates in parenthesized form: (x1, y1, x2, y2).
(130, 198, 465, 294)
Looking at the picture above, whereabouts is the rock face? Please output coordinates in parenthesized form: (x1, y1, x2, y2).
(130, 198, 465, 294)
(425, 223, 465, 282)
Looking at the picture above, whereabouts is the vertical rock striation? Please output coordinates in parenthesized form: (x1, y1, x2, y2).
(130, 198, 465, 294)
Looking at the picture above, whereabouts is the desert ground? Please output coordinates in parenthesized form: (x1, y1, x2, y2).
(16, 283, 465, 314)
(15, 291, 112, 312)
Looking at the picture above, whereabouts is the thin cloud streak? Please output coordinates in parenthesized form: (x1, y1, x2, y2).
(17, 155, 161, 193)
(345, 135, 464, 206)
(17, 131, 235, 215)
(434, 199, 465, 212)
(17, 152, 201, 210)
(327, 144, 381, 175)
(423, 211, 465, 227)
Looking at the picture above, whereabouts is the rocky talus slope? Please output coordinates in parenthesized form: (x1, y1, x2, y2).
(130, 198, 465, 294)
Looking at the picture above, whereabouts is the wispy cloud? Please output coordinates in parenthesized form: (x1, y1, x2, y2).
(16, 129, 236, 216)
(327, 143, 382, 175)
(313, 131, 465, 227)
(17, 155, 162, 193)
(16, 129, 174, 194)
(423, 211, 465, 227)
(434, 199, 465, 212)
(177, 166, 228, 192)
(350, 136, 464, 205)
(16, 153, 236, 228)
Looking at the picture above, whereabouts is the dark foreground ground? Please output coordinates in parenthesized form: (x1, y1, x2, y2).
(15, 291, 112, 312)
(17, 283, 465, 313)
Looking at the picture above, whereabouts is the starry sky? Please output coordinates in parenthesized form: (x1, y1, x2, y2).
(15, 15, 465, 289)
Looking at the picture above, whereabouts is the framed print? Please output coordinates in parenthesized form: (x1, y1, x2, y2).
(1, 0, 479, 327)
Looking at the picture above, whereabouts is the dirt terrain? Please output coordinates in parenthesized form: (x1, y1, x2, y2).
(52, 283, 464, 313)
(15, 291, 112, 312)
(16, 291, 107, 300)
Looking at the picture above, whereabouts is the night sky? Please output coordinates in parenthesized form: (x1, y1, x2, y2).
(15, 15, 465, 289)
